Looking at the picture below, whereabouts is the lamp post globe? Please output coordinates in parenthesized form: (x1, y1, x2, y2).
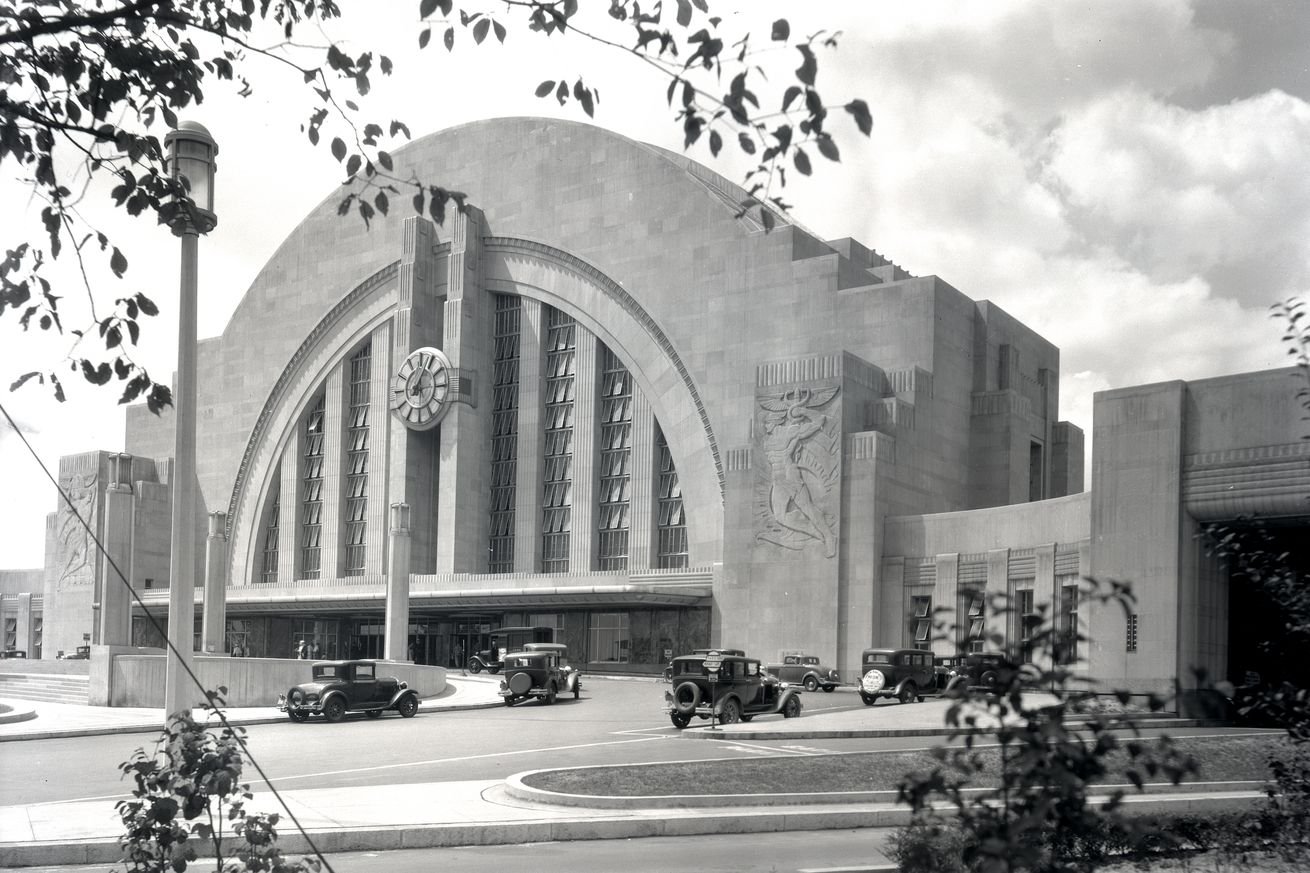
(162, 121, 218, 723)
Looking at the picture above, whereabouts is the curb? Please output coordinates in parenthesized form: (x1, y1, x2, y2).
(0, 702, 36, 725)
(0, 789, 1268, 868)
(679, 717, 1227, 741)
(504, 770, 1268, 809)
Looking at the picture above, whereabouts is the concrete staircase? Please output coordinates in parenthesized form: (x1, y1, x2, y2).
(0, 673, 89, 704)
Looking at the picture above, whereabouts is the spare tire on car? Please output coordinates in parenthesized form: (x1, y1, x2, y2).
(508, 671, 533, 696)
(672, 681, 701, 715)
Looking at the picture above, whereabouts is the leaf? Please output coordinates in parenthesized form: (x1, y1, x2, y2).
(535, 80, 555, 98)
(419, 28, 431, 48)
(9, 371, 41, 392)
(493, 20, 506, 42)
(419, 0, 439, 19)
(782, 85, 802, 112)
(816, 135, 839, 162)
(473, 17, 491, 44)
(676, 0, 692, 27)
(345, 155, 361, 177)
(845, 99, 873, 136)
(793, 147, 812, 175)
(135, 293, 159, 317)
(738, 132, 756, 155)
(709, 129, 722, 157)
(771, 19, 790, 41)
(377, 150, 393, 171)
(795, 45, 817, 86)
(331, 138, 347, 162)
(374, 192, 389, 216)
(110, 248, 128, 278)
(444, 27, 455, 50)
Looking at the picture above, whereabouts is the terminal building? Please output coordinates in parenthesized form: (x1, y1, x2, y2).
(3, 118, 1306, 697)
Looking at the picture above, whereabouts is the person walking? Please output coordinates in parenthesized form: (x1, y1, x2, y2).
(295, 640, 307, 659)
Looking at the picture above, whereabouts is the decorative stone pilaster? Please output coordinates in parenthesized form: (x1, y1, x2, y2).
(437, 206, 491, 572)
(627, 388, 655, 570)
(98, 453, 135, 646)
(513, 298, 544, 572)
(568, 330, 598, 571)
(201, 511, 228, 653)
(384, 503, 412, 661)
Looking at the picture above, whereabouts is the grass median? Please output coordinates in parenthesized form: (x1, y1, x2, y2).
(521, 733, 1289, 798)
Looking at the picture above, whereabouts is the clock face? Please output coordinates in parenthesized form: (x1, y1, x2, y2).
(390, 346, 451, 430)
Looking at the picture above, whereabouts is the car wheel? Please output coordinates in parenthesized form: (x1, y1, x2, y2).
(822, 685, 836, 693)
(322, 697, 346, 723)
(740, 714, 754, 723)
(898, 683, 917, 705)
(288, 711, 308, 723)
(503, 696, 515, 707)
(719, 698, 742, 724)
(860, 692, 877, 706)
(670, 712, 691, 729)
(803, 676, 819, 693)
(365, 709, 382, 719)
(488, 666, 501, 675)
(467, 659, 482, 674)
(396, 695, 418, 718)
(545, 683, 557, 705)
(783, 695, 802, 719)
(573, 682, 580, 700)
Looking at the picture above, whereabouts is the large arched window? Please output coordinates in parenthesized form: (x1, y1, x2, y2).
(343, 342, 372, 575)
(489, 296, 521, 572)
(259, 479, 280, 584)
(299, 393, 326, 579)
(542, 307, 576, 572)
(597, 345, 632, 570)
(655, 424, 687, 568)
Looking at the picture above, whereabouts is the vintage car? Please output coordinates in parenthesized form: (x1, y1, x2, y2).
(466, 625, 557, 674)
(948, 653, 1023, 693)
(0, 649, 27, 659)
(766, 654, 841, 692)
(278, 660, 421, 722)
(498, 642, 581, 706)
(663, 649, 803, 728)
(858, 647, 935, 705)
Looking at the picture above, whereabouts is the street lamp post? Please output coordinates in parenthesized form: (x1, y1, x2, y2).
(162, 121, 218, 723)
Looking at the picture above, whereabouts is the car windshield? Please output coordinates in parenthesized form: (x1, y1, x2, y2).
(864, 653, 892, 665)
(313, 665, 343, 680)
(507, 656, 541, 669)
(672, 659, 705, 676)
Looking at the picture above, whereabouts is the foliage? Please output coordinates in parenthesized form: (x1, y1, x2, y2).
(1, 0, 870, 407)
(893, 579, 1199, 873)
(115, 690, 319, 873)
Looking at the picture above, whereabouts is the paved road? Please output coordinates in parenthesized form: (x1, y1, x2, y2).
(1, 677, 1268, 807)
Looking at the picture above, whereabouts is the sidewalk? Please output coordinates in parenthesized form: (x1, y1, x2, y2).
(0, 681, 1258, 869)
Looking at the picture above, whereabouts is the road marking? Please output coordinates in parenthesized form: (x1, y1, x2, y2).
(246, 735, 669, 785)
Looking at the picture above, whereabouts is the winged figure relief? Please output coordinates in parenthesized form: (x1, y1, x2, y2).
(755, 386, 840, 557)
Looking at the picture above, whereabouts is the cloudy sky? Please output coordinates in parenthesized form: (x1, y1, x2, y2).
(2, 0, 1308, 568)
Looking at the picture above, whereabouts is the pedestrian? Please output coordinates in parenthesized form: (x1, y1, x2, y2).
(296, 639, 307, 659)
(310, 640, 321, 660)
(231, 643, 244, 658)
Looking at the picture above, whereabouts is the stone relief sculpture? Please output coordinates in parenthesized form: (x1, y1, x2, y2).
(57, 473, 98, 587)
(755, 386, 840, 557)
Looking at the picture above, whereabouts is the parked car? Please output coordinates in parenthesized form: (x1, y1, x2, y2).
(765, 654, 841, 692)
(663, 649, 804, 728)
(467, 625, 557, 674)
(0, 649, 27, 659)
(948, 653, 1019, 693)
(278, 660, 420, 723)
(662, 648, 746, 682)
(934, 655, 968, 692)
(57, 645, 91, 660)
(858, 647, 935, 705)
(499, 642, 581, 706)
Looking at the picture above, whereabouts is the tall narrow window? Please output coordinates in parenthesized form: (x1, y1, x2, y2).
(260, 482, 280, 584)
(655, 424, 688, 568)
(909, 595, 932, 647)
(299, 394, 326, 579)
(1029, 440, 1044, 502)
(1017, 588, 1037, 663)
(32, 613, 41, 659)
(597, 345, 632, 571)
(343, 343, 371, 575)
(1057, 580, 1079, 665)
(541, 308, 576, 573)
(489, 296, 520, 572)
(961, 587, 986, 653)
(1126, 612, 1139, 653)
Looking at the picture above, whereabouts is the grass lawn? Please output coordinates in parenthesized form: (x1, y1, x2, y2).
(522, 733, 1291, 798)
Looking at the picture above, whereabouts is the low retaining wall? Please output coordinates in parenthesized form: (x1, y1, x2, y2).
(93, 648, 445, 708)
(0, 659, 91, 676)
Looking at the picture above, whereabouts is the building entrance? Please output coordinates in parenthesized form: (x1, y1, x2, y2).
(1222, 520, 1310, 690)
